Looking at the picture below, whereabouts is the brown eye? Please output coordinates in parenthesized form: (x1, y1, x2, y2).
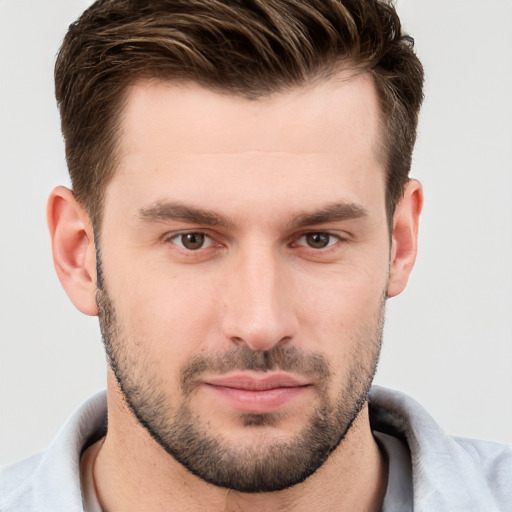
(304, 233, 332, 249)
(180, 233, 206, 250)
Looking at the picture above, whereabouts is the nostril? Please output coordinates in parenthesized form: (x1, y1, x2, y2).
(228, 333, 293, 352)
(230, 336, 245, 345)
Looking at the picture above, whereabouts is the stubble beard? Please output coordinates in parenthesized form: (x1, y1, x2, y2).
(97, 285, 384, 493)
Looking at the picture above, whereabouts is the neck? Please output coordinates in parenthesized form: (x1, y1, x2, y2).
(92, 375, 387, 512)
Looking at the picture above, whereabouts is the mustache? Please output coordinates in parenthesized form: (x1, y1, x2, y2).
(180, 345, 331, 393)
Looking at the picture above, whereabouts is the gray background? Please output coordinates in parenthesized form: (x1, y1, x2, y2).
(1, 0, 511, 466)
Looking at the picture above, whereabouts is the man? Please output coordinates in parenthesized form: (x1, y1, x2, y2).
(1, 0, 510, 511)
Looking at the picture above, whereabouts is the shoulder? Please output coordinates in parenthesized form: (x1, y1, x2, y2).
(0, 453, 45, 510)
(453, 434, 512, 466)
(451, 435, 512, 506)
(0, 390, 107, 512)
(369, 386, 512, 512)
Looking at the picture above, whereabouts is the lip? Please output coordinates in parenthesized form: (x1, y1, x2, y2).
(202, 373, 312, 413)
(205, 373, 309, 390)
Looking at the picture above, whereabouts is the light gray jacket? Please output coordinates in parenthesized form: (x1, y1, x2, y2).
(1, 386, 511, 511)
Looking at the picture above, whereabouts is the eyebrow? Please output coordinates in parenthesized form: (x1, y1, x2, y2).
(287, 202, 368, 230)
(138, 201, 234, 228)
(138, 200, 367, 229)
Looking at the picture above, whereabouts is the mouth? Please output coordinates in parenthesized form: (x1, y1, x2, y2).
(202, 373, 313, 413)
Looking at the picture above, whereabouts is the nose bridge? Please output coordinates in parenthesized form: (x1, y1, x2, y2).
(221, 240, 295, 350)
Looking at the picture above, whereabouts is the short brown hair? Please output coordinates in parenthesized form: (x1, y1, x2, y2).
(55, 0, 424, 228)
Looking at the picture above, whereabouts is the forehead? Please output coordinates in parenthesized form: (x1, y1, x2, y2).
(107, 73, 385, 221)
(118, 72, 382, 160)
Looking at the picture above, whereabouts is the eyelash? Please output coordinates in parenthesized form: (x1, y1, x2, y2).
(162, 231, 216, 251)
(293, 232, 343, 250)
(162, 230, 347, 253)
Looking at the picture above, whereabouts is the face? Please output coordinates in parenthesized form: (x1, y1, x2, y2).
(96, 74, 391, 492)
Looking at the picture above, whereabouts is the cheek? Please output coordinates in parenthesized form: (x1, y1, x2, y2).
(297, 252, 388, 322)
(294, 253, 388, 367)
(104, 258, 223, 370)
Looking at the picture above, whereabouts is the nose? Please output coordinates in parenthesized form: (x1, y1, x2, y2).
(220, 243, 298, 352)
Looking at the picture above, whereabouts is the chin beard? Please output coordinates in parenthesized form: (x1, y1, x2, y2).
(97, 285, 383, 493)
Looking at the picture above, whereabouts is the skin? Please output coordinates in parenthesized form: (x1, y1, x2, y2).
(48, 72, 422, 511)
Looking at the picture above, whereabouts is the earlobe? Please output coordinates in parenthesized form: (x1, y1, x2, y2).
(387, 179, 423, 298)
(47, 186, 98, 316)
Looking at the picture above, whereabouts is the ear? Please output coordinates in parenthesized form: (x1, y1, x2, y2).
(387, 179, 423, 298)
(47, 186, 98, 316)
